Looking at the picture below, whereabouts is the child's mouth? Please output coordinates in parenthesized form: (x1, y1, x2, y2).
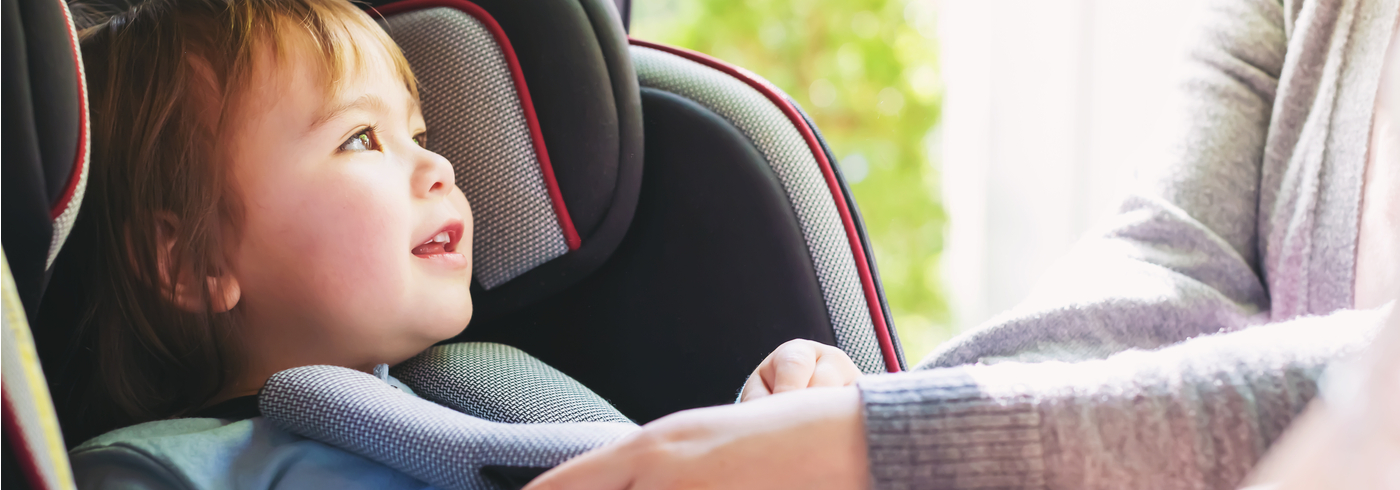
(412, 229, 459, 256)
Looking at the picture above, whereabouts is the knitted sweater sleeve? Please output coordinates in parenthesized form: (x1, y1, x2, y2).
(859, 308, 1384, 490)
(855, 0, 1387, 488)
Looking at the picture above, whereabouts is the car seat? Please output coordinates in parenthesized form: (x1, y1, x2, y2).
(5, 0, 907, 486)
(2, 0, 89, 486)
(366, 0, 906, 425)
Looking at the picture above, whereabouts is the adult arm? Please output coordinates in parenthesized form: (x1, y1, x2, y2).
(522, 307, 1384, 490)
(864, 306, 1387, 490)
(524, 386, 870, 490)
(1241, 300, 1400, 490)
(528, 0, 1383, 488)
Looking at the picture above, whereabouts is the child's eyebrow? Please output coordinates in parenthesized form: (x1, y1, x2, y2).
(310, 94, 389, 130)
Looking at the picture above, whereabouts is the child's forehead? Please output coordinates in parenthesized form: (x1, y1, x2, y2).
(311, 91, 423, 131)
(224, 18, 417, 137)
(246, 20, 418, 116)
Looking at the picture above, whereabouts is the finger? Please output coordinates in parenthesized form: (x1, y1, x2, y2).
(808, 347, 862, 388)
(807, 357, 859, 388)
(756, 350, 779, 393)
(770, 343, 819, 394)
(739, 371, 772, 402)
(523, 442, 636, 490)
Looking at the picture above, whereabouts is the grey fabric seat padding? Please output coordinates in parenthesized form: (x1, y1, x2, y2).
(392, 342, 632, 425)
(383, 7, 572, 290)
(373, 0, 646, 323)
(260, 352, 637, 490)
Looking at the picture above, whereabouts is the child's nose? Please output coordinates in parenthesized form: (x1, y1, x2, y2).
(412, 148, 456, 198)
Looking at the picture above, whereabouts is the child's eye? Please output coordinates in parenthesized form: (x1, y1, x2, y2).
(340, 128, 380, 152)
(412, 132, 427, 148)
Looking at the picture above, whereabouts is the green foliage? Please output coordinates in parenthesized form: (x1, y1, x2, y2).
(632, 0, 953, 361)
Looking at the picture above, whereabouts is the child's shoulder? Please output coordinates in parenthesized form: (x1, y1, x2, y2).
(70, 416, 432, 490)
(70, 417, 259, 489)
(75, 417, 238, 450)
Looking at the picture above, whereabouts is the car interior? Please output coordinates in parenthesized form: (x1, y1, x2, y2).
(1, 0, 908, 487)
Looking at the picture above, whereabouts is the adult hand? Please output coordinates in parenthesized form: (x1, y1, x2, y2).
(523, 386, 871, 490)
(739, 339, 862, 402)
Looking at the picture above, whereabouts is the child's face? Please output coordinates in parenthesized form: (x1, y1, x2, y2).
(226, 39, 473, 374)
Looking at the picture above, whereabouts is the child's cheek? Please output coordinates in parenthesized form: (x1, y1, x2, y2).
(313, 178, 410, 311)
(259, 170, 411, 329)
(450, 186, 475, 252)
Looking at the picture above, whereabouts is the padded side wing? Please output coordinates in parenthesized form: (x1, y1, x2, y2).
(1, 0, 89, 485)
(392, 342, 632, 425)
(630, 43, 899, 374)
(2, 0, 90, 322)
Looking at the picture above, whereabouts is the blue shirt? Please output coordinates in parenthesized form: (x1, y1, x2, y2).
(70, 374, 432, 489)
(70, 416, 434, 489)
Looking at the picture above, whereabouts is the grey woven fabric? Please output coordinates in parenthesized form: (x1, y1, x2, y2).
(47, 144, 88, 270)
(260, 365, 638, 490)
(384, 8, 568, 290)
(631, 46, 886, 374)
(47, 1, 90, 270)
(393, 342, 632, 425)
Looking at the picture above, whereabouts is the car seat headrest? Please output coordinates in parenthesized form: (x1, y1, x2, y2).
(383, 2, 582, 291)
(2, 0, 91, 322)
(373, 0, 643, 322)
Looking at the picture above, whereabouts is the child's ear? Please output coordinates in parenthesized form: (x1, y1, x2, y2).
(154, 212, 241, 313)
(196, 274, 241, 314)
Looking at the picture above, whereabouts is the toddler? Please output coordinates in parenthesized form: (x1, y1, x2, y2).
(64, 0, 859, 487)
(70, 0, 470, 486)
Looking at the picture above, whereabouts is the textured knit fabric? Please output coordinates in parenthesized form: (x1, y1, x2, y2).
(259, 365, 637, 490)
(46, 0, 89, 271)
(68, 345, 634, 490)
(859, 0, 1399, 488)
(384, 7, 569, 290)
(392, 342, 633, 424)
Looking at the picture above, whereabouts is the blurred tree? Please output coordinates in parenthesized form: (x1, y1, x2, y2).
(632, 0, 953, 361)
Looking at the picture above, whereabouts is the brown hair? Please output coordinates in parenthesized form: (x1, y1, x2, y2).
(70, 0, 416, 437)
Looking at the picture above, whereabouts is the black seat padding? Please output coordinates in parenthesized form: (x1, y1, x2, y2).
(2, 0, 84, 323)
(460, 89, 839, 423)
(375, 0, 897, 422)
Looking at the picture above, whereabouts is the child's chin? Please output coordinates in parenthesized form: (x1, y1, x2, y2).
(432, 303, 473, 341)
(442, 314, 471, 340)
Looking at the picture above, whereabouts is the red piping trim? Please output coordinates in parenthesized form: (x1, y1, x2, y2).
(2, 387, 51, 490)
(630, 39, 900, 373)
(50, 0, 88, 220)
(371, 0, 582, 250)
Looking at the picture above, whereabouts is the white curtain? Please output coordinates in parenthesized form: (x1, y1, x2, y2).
(937, 0, 1199, 330)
